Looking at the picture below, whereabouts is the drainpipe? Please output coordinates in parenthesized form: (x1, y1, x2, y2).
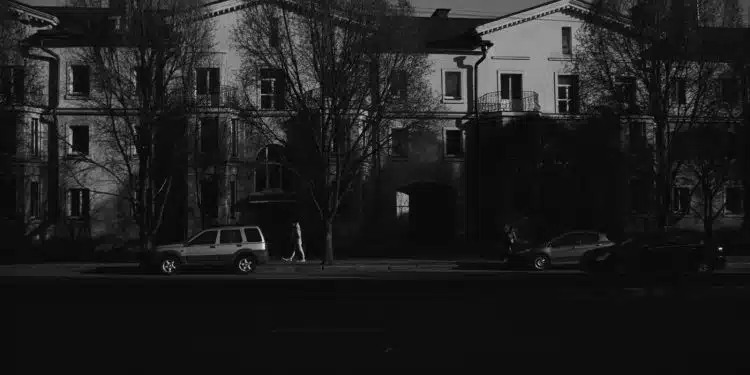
(468, 40, 492, 247)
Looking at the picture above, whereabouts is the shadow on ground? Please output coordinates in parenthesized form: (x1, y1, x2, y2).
(80, 265, 235, 276)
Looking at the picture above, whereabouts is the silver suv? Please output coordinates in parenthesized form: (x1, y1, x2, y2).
(141, 226, 269, 275)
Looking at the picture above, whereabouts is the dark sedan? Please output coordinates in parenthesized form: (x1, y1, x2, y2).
(581, 232, 726, 276)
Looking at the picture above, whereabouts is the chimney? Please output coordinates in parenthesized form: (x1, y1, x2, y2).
(431, 9, 451, 18)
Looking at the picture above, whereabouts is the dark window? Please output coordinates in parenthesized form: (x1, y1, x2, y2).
(673, 187, 691, 214)
(270, 17, 280, 47)
(445, 129, 464, 158)
(557, 75, 579, 114)
(720, 78, 740, 105)
(389, 70, 408, 102)
(189, 230, 218, 246)
(615, 77, 637, 109)
(500, 73, 523, 103)
(71, 65, 90, 95)
(672, 78, 687, 105)
(196, 68, 220, 106)
(562, 26, 572, 55)
(552, 233, 581, 247)
(70, 126, 89, 155)
(220, 229, 243, 244)
(69, 188, 90, 218)
(444, 71, 461, 100)
(231, 119, 238, 157)
(255, 145, 285, 191)
(260, 69, 285, 110)
(0, 177, 16, 219)
(726, 187, 744, 215)
(229, 180, 237, 212)
(391, 128, 408, 158)
(629, 122, 645, 152)
(201, 180, 219, 219)
(1, 67, 25, 103)
(200, 118, 219, 154)
(243, 227, 263, 243)
(31, 118, 41, 156)
(30, 181, 40, 218)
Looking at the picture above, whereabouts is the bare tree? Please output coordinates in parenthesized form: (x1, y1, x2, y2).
(232, 0, 440, 264)
(63, 0, 215, 250)
(672, 124, 737, 238)
(574, 0, 743, 231)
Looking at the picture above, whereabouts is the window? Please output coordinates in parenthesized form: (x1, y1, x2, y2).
(260, 69, 285, 110)
(70, 125, 90, 155)
(220, 229, 243, 244)
(189, 230, 218, 246)
(500, 73, 523, 111)
(255, 144, 285, 191)
(196, 68, 220, 105)
(726, 186, 744, 215)
(1, 66, 24, 103)
(200, 179, 219, 219)
(629, 121, 646, 152)
(557, 75, 579, 114)
(230, 119, 239, 157)
(70, 65, 91, 96)
(389, 70, 408, 102)
(672, 78, 687, 105)
(615, 76, 637, 110)
(30, 181, 40, 219)
(720, 78, 740, 105)
(69, 188, 90, 218)
(31, 118, 41, 157)
(200, 118, 218, 154)
(108, 16, 121, 31)
(269, 17, 280, 47)
(630, 179, 650, 213)
(673, 187, 691, 214)
(443, 71, 462, 100)
(243, 227, 263, 243)
(444, 129, 464, 158)
(562, 26, 572, 55)
(229, 180, 237, 213)
(396, 191, 409, 218)
(391, 128, 408, 158)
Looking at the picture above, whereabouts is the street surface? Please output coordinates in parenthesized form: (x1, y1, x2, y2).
(8, 259, 750, 373)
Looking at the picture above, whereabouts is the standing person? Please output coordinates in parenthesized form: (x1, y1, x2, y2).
(504, 224, 518, 254)
(283, 221, 306, 263)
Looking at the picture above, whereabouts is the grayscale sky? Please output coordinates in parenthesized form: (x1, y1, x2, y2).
(17, 0, 750, 20)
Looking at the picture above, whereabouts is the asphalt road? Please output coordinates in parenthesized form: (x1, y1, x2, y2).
(8, 266, 750, 373)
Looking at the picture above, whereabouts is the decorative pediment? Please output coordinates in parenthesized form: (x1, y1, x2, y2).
(8, 0, 59, 28)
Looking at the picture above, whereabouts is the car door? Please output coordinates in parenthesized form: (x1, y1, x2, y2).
(570, 232, 603, 262)
(548, 233, 580, 264)
(217, 229, 244, 265)
(184, 229, 219, 265)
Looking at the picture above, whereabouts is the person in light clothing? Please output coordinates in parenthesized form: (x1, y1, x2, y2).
(283, 221, 306, 263)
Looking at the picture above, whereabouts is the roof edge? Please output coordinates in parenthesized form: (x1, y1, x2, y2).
(8, 0, 60, 27)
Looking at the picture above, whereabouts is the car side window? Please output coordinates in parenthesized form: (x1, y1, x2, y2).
(220, 229, 243, 244)
(189, 230, 218, 246)
(243, 228, 262, 243)
(552, 234, 577, 247)
(581, 233, 600, 245)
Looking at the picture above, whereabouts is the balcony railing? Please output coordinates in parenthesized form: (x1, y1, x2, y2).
(478, 91, 540, 113)
(171, 86, 239, 108)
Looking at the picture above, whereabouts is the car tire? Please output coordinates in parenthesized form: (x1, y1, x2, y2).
(159, 255, 180, 276)
(235, 255, 257, 274)
(532, 254, 550, 271)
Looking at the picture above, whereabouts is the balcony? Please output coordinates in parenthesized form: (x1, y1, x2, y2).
(172, 86, 239, 108)
(478, 91, 540, 113)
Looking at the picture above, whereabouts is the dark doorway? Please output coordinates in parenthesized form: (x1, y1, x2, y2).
(399, 182, 457, 245)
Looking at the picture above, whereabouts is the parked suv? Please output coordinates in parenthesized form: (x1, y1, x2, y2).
(140, 226, 270, 275)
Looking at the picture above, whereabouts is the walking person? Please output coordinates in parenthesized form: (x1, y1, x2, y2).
(504, 224, 519, 255)
(283, 221, 306, 263)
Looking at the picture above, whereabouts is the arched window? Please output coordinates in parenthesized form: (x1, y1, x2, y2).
(255, 144, 286, 192)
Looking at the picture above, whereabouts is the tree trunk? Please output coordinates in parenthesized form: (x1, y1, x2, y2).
(323, 219, 334, 265)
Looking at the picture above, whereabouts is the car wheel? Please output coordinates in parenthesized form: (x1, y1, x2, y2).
(532, 254, 550, 271)
(235, 255, 257, 274)
(159, 256, 180, 276)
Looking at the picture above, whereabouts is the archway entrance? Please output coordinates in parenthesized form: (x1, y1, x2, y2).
(398, 182, 457, 245)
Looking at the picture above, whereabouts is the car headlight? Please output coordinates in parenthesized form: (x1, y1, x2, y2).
(717, 246, 724, 252)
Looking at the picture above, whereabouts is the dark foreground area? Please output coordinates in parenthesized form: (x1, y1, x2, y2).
(9, 276, 750, 374)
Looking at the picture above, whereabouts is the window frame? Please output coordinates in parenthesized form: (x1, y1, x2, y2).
(255, 144, 285, 192)
(672, 186, 692, 215)
(443, 128, 464, 159)
(672, 78, 687, 105)
(30, 180, 41, 220)
(30, 118, 41, 157)
(615, 76, 637, 109)
(69, 125, 90, 156)
(556, 74, 579, 114)
(68, 188, 90, 219)
(230, 118, 239, 158)
(561, 26, 572, 55)
(259, 68, 284, 110)
(389, 70, 408, 102)
(442, 70, 464, 102)
(390, 127, 409, 159)
(69, 64, 91, 97)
